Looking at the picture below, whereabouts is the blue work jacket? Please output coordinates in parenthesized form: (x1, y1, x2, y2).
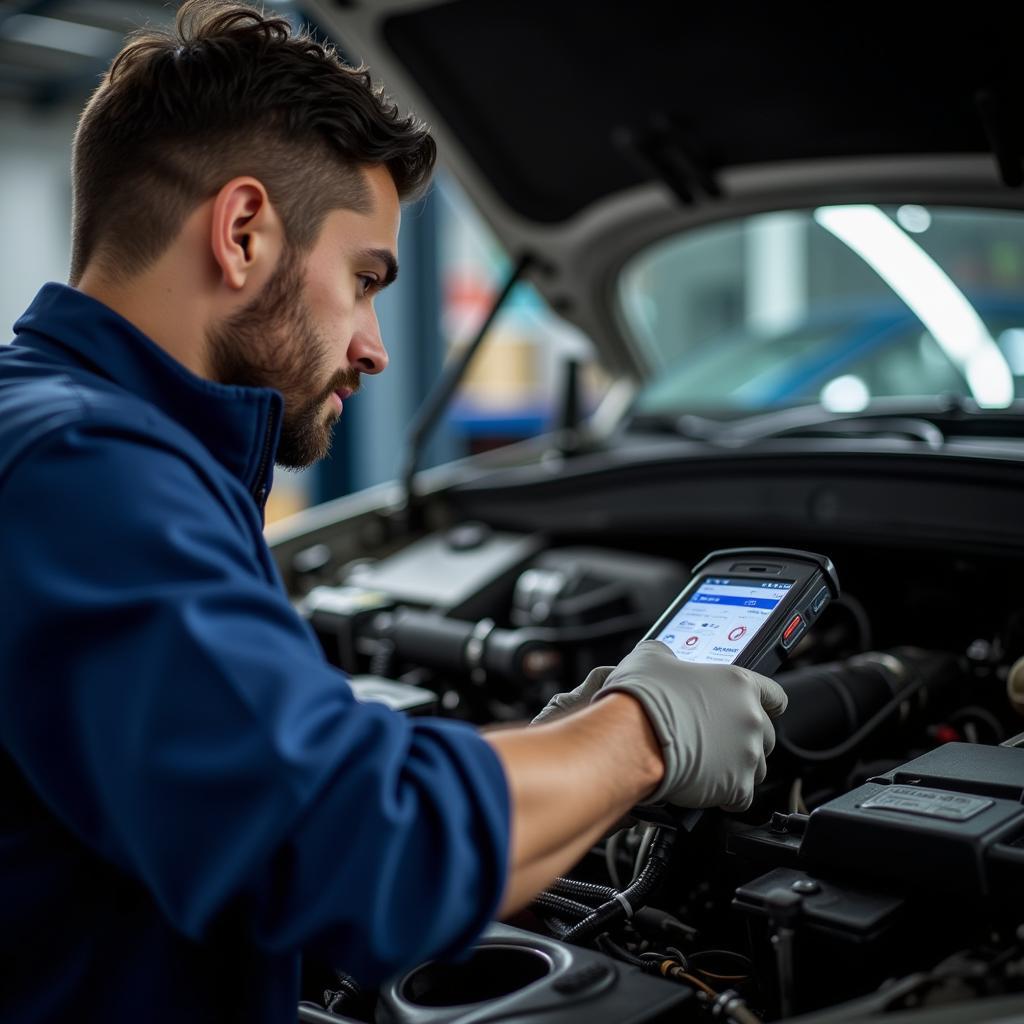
(0, 283, 509, 1023)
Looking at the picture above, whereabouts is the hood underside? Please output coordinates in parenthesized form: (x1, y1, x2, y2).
(305, 0, 1024, 378)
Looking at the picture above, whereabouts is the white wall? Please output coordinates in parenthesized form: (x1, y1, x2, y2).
(0, 101, 78, 338)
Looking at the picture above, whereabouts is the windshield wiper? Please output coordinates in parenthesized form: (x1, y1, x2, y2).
(668, 400, 957, 448)
(634, 397, 1024, 448)
(726, 411, 946, 450)
(706, 400, 967, 449)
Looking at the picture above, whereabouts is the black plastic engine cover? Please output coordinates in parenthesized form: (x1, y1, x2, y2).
(799, 743, 1024, 896)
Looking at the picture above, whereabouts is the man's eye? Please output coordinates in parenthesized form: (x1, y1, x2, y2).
(357, 274, 378, 296)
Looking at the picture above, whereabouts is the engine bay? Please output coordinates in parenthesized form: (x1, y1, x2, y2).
(280, 496, 1024, 1023)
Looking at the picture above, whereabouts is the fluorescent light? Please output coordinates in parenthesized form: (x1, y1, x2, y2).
(821, 374, 871, 413)
(2, 14, 122, 60)
(896, 205, 932, 234)
(814, 205, 1014, 408)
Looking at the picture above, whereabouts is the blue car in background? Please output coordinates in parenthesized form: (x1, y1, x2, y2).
(635, 294, 1024, 416)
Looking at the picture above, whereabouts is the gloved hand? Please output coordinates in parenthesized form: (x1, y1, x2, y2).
(596, 640, 788, 812)
(531, 664, 614, 725)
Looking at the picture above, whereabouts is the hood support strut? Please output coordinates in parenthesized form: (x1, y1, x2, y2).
(399, 252, 533, 530)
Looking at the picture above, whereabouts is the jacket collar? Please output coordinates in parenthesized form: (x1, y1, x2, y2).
(13, 283, 283, 504)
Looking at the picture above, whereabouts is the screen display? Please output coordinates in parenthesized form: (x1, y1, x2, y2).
(654, 576, 793, 664)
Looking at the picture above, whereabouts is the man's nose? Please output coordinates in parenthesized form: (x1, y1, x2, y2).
(348, 313, 388, 375)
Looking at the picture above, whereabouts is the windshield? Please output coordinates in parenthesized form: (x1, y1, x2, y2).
(618, 206, 1024, 419)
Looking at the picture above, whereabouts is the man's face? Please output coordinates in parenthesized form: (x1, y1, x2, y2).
(207, 165, 400, 468)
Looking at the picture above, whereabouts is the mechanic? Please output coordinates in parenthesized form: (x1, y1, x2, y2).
(0, 3, 787, 1021)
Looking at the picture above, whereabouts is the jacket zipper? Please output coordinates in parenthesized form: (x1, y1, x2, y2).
(252, 420, 274, 508)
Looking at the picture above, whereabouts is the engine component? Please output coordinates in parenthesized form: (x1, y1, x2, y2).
(538, 829, 677, 945)
(774, 648, 958, 762)
(343, 528, 543, 618)
(365, 607, 651, 687)
(511, 547, 689, 629)
(348, 676, 438, 716)
(734, 742, 1024, 899)
(376, 923, 692, 1024)
(729, 742, 1024, 1016)
(800, 742, 1024, 898)
(733, 867, 909, 1016)
(301, 586, 396, 672)
(303, 541, 689, 689)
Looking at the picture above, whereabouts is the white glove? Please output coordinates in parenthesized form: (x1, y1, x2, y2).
(532, 664, 614, 724)
(598, 641, 787, 812)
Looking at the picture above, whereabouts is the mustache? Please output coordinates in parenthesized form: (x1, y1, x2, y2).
(320, 367, 362, 403)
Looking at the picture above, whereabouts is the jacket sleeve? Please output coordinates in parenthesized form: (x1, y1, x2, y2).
(0, 419, 510, 983)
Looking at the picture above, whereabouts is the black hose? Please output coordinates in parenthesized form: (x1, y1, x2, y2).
(832, 594, 873, 650)
(324, 972, 361, 1015)
(778, 671, 930, 763)
(561, 898, 627, 944)
(596, 933, 647, 967)
(562, 828, 675, 944)
(542, 915, 571, 939)
(777, 650, 957, 764)
(531, 891, 593, 920)
(550, 877, 617, 904)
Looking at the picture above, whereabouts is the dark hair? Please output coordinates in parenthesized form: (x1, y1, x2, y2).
(69, 0, 436, 284)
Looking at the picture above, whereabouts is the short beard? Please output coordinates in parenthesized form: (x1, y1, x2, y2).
(206, 246, 356, 469)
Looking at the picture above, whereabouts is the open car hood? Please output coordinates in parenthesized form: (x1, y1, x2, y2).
(303, 0, 1024, 380)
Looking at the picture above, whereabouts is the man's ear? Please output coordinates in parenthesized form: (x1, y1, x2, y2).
(209, 177, 283, 290)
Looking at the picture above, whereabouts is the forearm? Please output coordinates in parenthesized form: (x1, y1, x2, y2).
(485, 693, 663, 917)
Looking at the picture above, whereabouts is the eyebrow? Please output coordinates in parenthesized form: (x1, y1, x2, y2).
(359, 248, 399, 288)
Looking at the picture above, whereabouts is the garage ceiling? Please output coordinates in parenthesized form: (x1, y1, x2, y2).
(0, 0, 307, 108)
(0, 1, 181, 106)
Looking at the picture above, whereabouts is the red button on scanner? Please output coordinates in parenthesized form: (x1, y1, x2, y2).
(782, 615, 803, 641)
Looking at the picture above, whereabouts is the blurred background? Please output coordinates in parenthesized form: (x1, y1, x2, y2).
(0, 0, 604, 523)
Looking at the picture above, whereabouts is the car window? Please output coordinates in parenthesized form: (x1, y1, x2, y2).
(619, 206, 1024, 417)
